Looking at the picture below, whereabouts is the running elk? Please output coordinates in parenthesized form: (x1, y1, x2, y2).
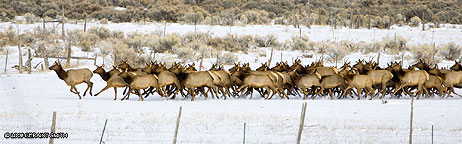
(49, 61, 93, 99)
(93, 65, 128, 100)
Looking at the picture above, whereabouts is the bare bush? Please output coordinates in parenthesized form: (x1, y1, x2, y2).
(174, 46, 196, 62)
(290, 36, 311, 52)
(410, 44, 439, 64)
(382, 36, 407, 55)
(221, 34, 254, 53)
(410, 16, 421, 27)
(111, 41, 138, 66)
(79, 33, 99, 52)
(220, 52, 238, 64)
(438, 42, 461, 61)
(339, 40, 359, 53)
(100, 18, 108, 24)
(314, 41, 332, 55)
(24, 13, 37, 24)
(326, 43, 347, 63)
(88, 26, 111, 40)
(112, 30, 124, 39)
(126, 35, 145, 53)
(240, 10, 270, 24)
(95, 40, 112, 62)
(158, 34, 180, 53)
(182, 32, 210, 44)
(360, 40, 383, 54)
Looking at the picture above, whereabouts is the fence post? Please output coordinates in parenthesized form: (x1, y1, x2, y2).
(409, 96, 414, 144)
(401, 54, 404, 67)
(297, 102, 307, 144)
(431, 125, 434, 144)
(4, 49, 8, 73)
(173, 106, 182, 144)
(99, 119, 108, 144)
(243, 122, 246, 144)
(49, 111, 56, 144)
(335, 54, 338, 68)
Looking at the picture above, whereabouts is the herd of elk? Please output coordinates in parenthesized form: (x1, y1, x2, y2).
(49, 59, 462, 101)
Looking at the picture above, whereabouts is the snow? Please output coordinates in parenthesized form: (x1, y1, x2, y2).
(2, 22, 462, 46)
(114, 7, 127, 11)
(1, 22, 462, 143)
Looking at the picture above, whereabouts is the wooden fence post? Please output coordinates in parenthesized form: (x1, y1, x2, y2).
(243, 122, 246, 144)
(431, 125, 434, 144)
(4, 49, 8, 73)
(173, 106, 182, 144)
(49, 111, 57, 144)
(409, 96, 414, 144)
(99, 119, 108, 144)
(28, 48, 32, 74)
(268, 47, 274, 67)
(296, 102, 307, 144)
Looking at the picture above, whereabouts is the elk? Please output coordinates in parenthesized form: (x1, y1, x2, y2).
(119, 69, 160, 101)
(142, 62, 182, 99)
(209, 64, 234, 99)
(353, 60, 393, 99)
(182, 67, 220, 101)
(93, 65, 128, 100)
(411, 62, 447, 98)
(390, 62, 429, 99)
(430, 64, 462, 98)
(49, 61, 93, 99)
(272, 62, 299, 96)
(117, 60, 147, 75)
(293, 72, 321, 99)
(232, 68, 285, 99)
(341, 70, 375, 100)
(318, 72, 348, 100)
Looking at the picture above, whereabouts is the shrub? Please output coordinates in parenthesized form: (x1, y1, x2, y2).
(339, 40, 359, 53)
(438, 42, 461, 61)
(220, 52, 238, 64)
(24, 13, 37, 24)
(78, 33, 99, 52)
(112, 30, 124, 39)
(314, 41, 332, 55)
(126, 35, 145, 53)
(158, 34, 180, 53)
(254, 34, 279, 48)
(326, 43, 346, 63)
(174, 46, 196, 62)
(88, 26, 111, 40)
(100, 18, 108, 24)
(95, 40, 112, 61)
(240, 10, 270, 24)
(410, 16, 421, 27)
(111, 41, 138, 66)
(382, 36, 407, 55)
(410, 44, 439, 64)
(181, 32, 210, 44)
(221, 34, 254, 53)
(290, 36, 311, 52)
(360, 40, 383, 54)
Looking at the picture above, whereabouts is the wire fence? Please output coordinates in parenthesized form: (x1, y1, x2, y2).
(1, 122, 460, 144)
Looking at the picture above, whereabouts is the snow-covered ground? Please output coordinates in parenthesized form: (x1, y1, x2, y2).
(1, 23, 462, 143)
(2, 22, 462, 45)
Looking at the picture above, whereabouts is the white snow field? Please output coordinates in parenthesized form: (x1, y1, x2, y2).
(1, 22, 462, 143)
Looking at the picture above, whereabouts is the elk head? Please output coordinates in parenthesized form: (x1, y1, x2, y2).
(49, 61, 62, 71)
(93, 64, 106, 74)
